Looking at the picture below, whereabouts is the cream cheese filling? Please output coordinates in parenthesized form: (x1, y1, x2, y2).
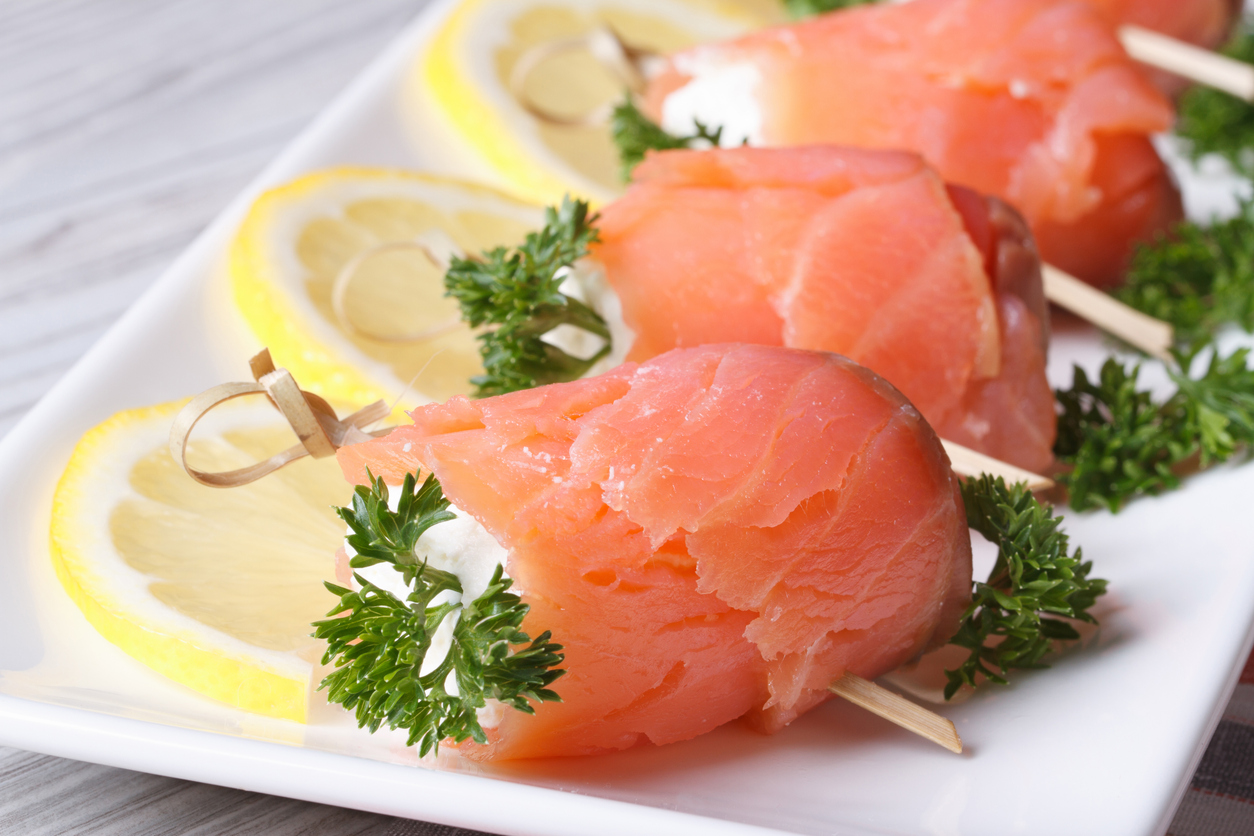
(345, 493, 511, 726)
(541, 259, 635, 377)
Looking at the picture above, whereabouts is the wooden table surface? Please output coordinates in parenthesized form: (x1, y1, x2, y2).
(0, 1, 1240, 834)
(0, 2, 488, 833)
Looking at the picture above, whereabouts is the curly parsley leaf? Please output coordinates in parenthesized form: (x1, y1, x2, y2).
(610, 98, 725, 181)
(445, 197, 609, 397)
(782, 0, 879, 18)
(1053, 347, 1254, 512)
(1176, 20, 1254, 178)
(945, 476, 1107, 699)
(1116, 199, 1254, 346)
(1169, 346, 1254, 464)
(313, 471, 564, 756)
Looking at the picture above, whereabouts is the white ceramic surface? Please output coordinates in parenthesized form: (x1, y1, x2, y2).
(2, 1, 1254, 834)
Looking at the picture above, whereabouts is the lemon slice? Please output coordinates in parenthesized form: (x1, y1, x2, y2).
(423, 0, 783, 206)
(230, 168, 544, 414)
(50, 398, 353, 721)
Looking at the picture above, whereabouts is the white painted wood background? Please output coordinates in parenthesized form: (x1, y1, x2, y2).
(0, 0, 1232, 833)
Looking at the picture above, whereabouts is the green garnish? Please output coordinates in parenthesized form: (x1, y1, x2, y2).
(610, 99, 725, 181)
(1176, 20, 1254, 178)
(782, 0, 879, 18)
(1116, 199, 1254, 347)
(314, 471, 565, 756)
(445, 197, 609, 397)
(1053, 347, 1254, 512)
(945, 475, 1107, 699)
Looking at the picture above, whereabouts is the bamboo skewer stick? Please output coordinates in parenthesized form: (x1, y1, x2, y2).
(1119, 25, 1254, 102)
(941, 440, 1054, 491)
(829, 673, 963, 753)
(1042, 264, 1175, 362)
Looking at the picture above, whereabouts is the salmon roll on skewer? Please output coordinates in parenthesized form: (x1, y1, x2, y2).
(643, 0, 1183, 287)
(338, 343, 973, 760)
(588, 145, 1056, 474)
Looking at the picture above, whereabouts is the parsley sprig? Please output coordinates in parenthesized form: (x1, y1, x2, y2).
(1116, 199, 1254, 346)
(945, 476, 1107, 699)
(1176, 19, 1254, 178)
(314, 471, 564, 756)
(782, 0, 878, 18)
(611, 99, 725, 181)
(445, 198, 609, 397)
(1053, 347, 1254, 512)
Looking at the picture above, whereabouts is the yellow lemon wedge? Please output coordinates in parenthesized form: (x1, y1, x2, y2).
(230, 168, 544, 415)
(50, 398, 354, 721)
(422, 0, 783, 207)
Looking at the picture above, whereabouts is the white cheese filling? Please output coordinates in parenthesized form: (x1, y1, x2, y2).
(661, 52, 764, 148)
(541, 260, 635, 377)
(345, 492, 511, 727)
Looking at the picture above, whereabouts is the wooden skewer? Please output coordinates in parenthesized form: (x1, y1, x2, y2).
(941, 439, 1054, 491)
(1119, 25, 1254, 102)
(829, 673, 963, 753)
(1042, 264, 1174, 362)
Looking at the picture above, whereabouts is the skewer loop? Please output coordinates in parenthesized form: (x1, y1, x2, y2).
(330, 229, 465, 343)
(509, 25, 661, 127)
(170, 349, 391, 488)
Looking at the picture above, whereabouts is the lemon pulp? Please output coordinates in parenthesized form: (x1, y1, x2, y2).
(51, 400, 353, 721)
(231, 169, 543, 413)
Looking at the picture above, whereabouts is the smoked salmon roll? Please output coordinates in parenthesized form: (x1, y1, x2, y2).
(338, 343, 973, 760)
(590, 145, 1057, 475)
(642, 0, 1184, 288)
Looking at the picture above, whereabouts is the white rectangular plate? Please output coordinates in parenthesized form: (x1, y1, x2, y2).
(3, 2, 1254, 834)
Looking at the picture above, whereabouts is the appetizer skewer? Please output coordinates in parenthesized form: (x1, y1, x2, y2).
(586, 145, 1058, 473)
(783, 0, 1251, 98)
(640, 0, 1184, 288)
(512, 0, 1253, 288)
(312, 155, 1254, 511)
(337, 342, 977, 758)
(357, 165, 1061, 476)
(329, 158, 1063, 476)
(175, 347, 1100, 757)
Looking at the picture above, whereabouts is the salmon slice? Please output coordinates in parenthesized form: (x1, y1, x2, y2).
(592, 145, 1056, 474)
(338, 344, 973, 760)
(643, 0, 1182, 287)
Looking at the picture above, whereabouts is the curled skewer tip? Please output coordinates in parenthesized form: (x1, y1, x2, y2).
(330, 230, 465, 344)
(170, 349, 392, 488)
(509, 25, 661, 127)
